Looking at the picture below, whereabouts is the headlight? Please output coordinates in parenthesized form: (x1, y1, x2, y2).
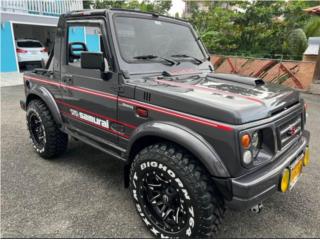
(240, 127, 275, 167)
(252, 131, 260, 148)
(243, 150, 253, 164)
(240, 130, 263, 166)
(251, 131, 261, 158)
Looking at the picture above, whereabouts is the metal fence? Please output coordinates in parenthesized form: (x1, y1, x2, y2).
(0, 0, 83, 16)
(211, 55, 316, 91)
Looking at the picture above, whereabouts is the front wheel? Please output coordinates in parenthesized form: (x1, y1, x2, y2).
(129, 143, 225, 238)
(27, 99, 68, 159)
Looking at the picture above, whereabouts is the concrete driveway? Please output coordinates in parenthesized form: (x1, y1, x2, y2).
(1, 85, 320, 238)
(0, 73, 24, 87)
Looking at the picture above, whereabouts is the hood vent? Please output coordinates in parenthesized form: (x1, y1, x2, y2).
(208, 73, 265, 86)
(143, 92, 151, 102)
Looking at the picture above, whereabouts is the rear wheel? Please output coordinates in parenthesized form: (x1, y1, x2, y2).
(27, 99, 68, 159)
(129, 142, 225, 238)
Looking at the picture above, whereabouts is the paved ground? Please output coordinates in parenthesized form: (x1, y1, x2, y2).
(1, 85, 320, 238)
(0, 73, 24, 87)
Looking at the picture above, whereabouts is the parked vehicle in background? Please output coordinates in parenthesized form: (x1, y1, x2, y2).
(16, 39, 48, 69)
(20, 9, 311, 238)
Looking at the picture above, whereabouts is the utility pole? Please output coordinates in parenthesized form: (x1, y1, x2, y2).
(313, 47, 320, 82)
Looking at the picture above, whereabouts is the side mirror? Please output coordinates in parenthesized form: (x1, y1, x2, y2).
(81, 52, 105, 71)
(69, 42, 87, 60)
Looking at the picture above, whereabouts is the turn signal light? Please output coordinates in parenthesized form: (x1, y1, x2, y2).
(280, 168, 290, 192)
(41, 48, 48, 53)
(241, 134, 251, 149)
(303, 147, 310, 166)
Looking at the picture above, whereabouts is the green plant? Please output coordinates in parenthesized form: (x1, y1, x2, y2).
(287, 28, 308, 59)
(305, 17, 320, 37)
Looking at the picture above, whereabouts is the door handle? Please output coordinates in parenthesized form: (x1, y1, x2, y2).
(63, 74, 73, 85)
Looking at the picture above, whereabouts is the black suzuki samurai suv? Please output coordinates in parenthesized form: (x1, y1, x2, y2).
(20, 9, 310, 238)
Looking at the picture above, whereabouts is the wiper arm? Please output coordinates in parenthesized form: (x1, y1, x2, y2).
(171, 54, 203, 65)
(133, 55, 177, 66)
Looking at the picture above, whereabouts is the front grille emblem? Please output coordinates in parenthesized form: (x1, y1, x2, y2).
(287, 126, 297, 136)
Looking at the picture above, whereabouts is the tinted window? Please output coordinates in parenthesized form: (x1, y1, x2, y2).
(17, 41, 42, 48)
(114, 17, 205, 62)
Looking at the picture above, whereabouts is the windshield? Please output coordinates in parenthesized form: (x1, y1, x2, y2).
(114, 16, 205, 63)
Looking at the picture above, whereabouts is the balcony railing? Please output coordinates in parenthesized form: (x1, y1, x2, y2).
(0, 0, 83, 16)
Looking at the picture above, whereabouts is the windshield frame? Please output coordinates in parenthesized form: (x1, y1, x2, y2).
(110, 12, 209, 74)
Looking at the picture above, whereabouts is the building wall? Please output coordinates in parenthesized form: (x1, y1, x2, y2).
(0, 23, 100, 73)
(1, 0, 83, 73)
(303, 55, 318, 62)
(68, 26, 101, 52)
(0, 13, 59, 73)
(0, 21, 18, 72)
(85, 26, 100, 52)
(68, 26, 85, 43)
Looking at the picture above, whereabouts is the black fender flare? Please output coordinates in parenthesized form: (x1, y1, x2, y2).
(127, 121, 230, 178)
(26, 86, 63, 126)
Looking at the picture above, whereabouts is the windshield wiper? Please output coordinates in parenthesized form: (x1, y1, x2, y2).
(171, 54, 203, 65)
(133, 55, 177, 66)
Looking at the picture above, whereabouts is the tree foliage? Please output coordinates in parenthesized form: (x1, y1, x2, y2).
(91, 0, 172, 15)
(304, 17, 320, 37)
(287, 28, 308, 57)
(84, 0, 319, 60)
(187, 0, 320, 59)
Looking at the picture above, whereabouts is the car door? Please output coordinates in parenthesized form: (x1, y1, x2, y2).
(59, 19, 122, 147)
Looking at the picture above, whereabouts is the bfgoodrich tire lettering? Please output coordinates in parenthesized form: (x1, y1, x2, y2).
(27, 99, 68, 159)
(129, 143, 225, 238)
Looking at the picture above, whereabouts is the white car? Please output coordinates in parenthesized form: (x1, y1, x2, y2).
(15, 39, 49, 68)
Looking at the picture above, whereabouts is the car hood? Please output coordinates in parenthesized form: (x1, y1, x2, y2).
(131, 73, 301, 125)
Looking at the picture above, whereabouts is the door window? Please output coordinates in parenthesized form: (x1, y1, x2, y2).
(67, 25, 108, 70)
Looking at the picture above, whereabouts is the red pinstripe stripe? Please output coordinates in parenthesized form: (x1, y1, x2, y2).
(61, 111, 129, 139)
(155, 79, 265, 104)
(25, 76, 117, 101)
(56, 99, 136, 129)
(24, 76, 233, 131)
(26, 76, 61, 87)
(117, 97, 233, 131)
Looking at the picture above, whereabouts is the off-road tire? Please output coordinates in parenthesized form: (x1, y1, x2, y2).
(129, 142, 225, 238)
(27, 99, 68, 159)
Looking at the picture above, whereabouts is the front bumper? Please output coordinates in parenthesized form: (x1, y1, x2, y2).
(220, 130, 310, 210)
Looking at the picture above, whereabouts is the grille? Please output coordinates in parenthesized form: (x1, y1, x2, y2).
(277, 114, 302, 149)
(143, 92, 151, 102)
